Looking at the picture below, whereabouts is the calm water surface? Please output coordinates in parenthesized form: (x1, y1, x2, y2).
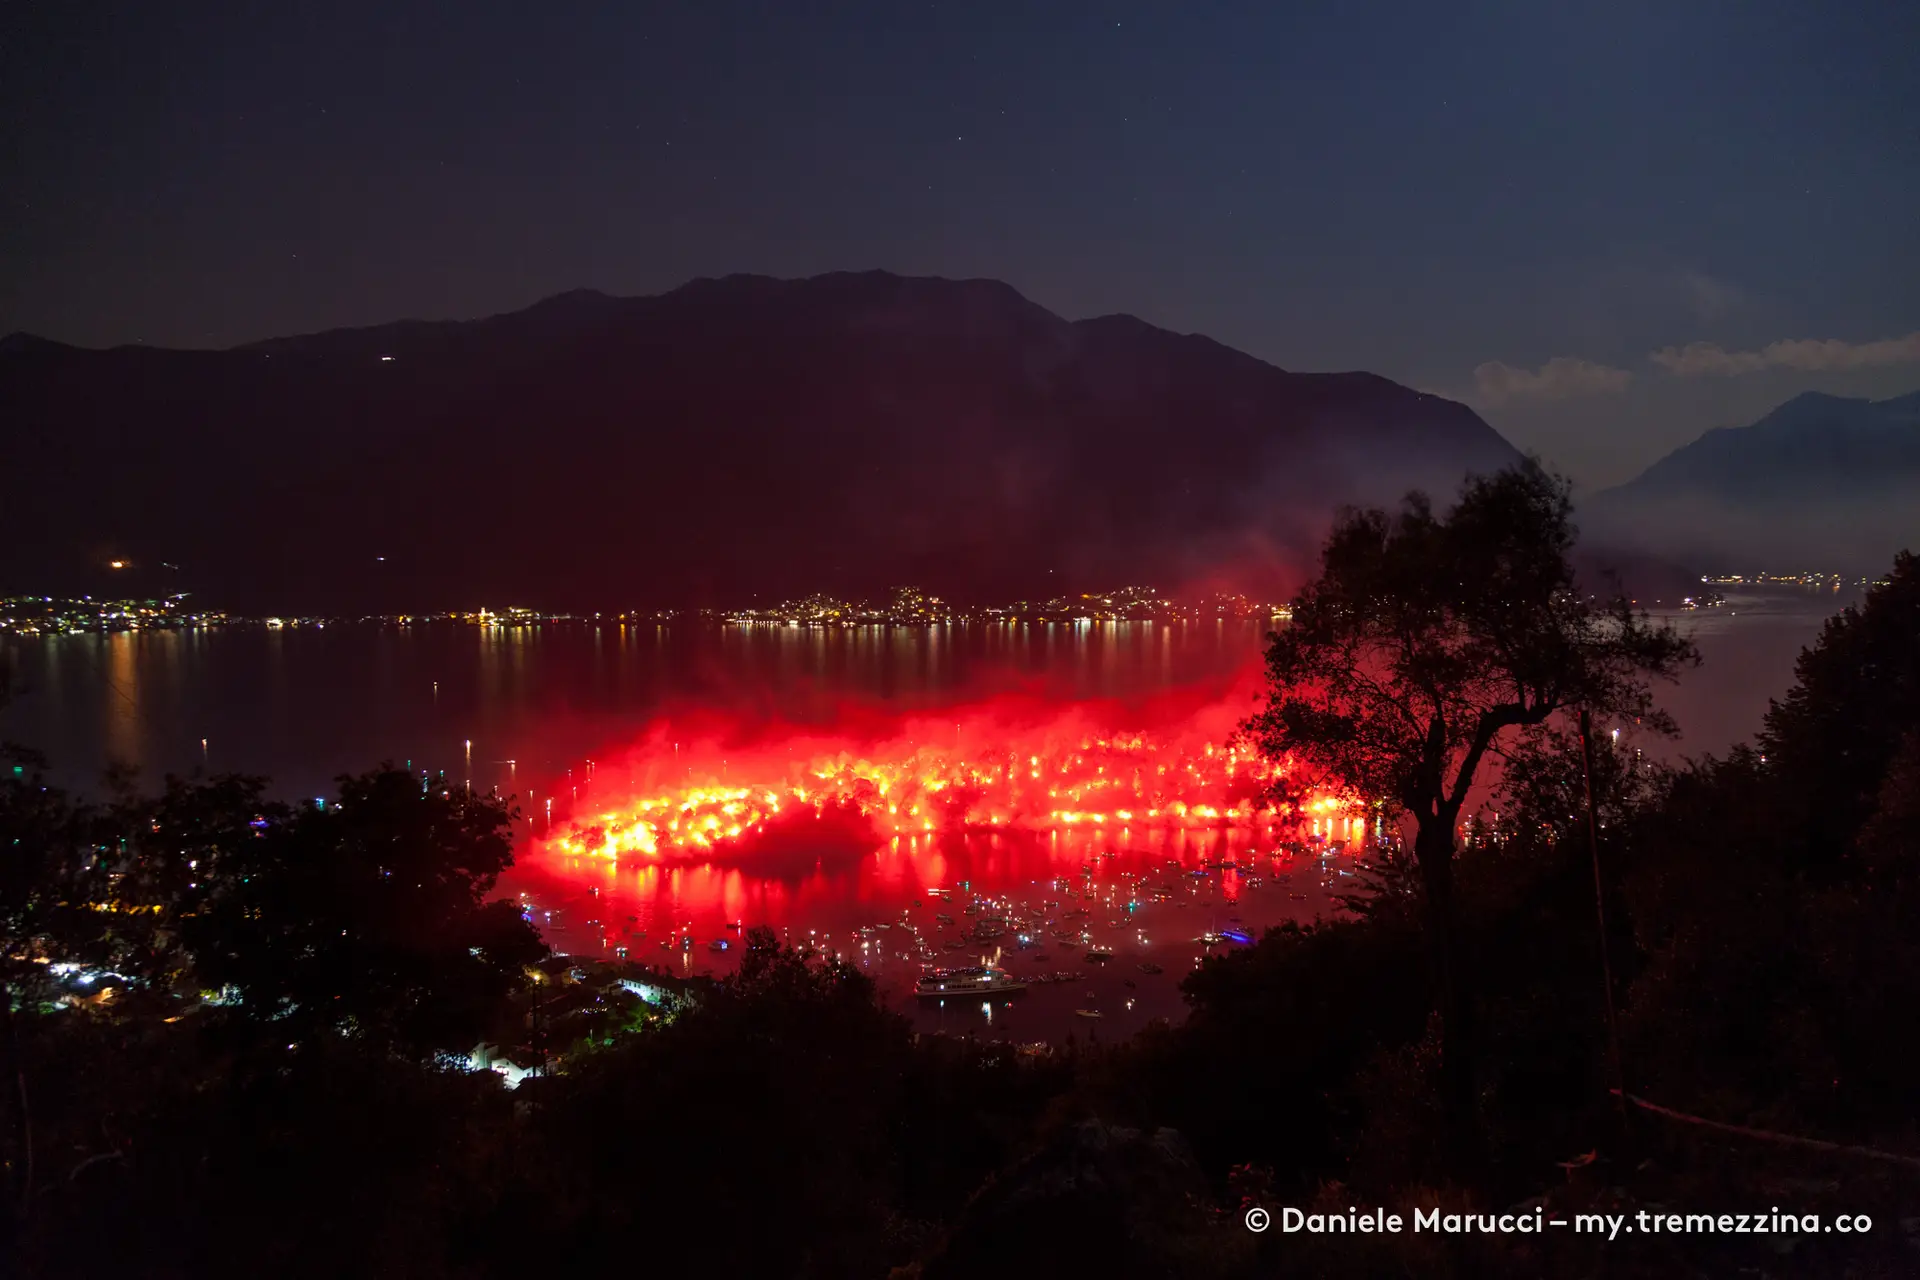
(0, 590, 1856, 1040)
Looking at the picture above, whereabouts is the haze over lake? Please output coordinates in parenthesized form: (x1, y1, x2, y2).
(0, 586, 1854, 797)
(0, 586, 1855, 1041)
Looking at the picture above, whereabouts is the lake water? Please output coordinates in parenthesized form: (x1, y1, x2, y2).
(0, 587, 1856, 1041)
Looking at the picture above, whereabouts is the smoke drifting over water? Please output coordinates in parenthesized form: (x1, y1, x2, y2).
(533, 670, 1360, 880)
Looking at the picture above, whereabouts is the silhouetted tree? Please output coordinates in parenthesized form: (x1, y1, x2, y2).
(1242, 462, 1695, 1159)
(0, 748, 112, 1226)
(517, 929, 917, 1275)
(109, 772, 278, 998)
(180, 765, 545, 1058)
(1859, 730, 1920, 882)
(1760, 550, 1920, 869)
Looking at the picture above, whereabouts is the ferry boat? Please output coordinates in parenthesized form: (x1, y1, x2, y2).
(915, 965, 1029, 998)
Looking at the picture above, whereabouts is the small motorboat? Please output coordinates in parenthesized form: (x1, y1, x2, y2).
(1138, 962, 1164, 975)
(1074, 1008, 1104, 1019)
(708, 938, 730, 952)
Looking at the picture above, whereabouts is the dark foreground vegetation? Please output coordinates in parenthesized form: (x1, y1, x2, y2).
(4, 497, 1918, 1276)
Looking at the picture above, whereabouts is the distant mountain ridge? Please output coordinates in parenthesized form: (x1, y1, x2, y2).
(1589, 390, 1920, 572)
(1, 271, 1528, 611)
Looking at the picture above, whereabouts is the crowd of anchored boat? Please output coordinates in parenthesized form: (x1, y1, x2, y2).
(523, 848, 1354, 1021)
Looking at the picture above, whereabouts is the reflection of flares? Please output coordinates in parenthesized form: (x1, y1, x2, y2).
(540, 687, 1354, 869)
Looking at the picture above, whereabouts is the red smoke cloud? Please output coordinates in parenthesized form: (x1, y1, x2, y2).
(536, 669, 1362, 877)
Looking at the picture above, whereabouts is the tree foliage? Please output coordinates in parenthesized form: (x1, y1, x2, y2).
(1242, 463, 1695, 1158)
(1245, 463, 1695, 835)
(1759, 550, 1920, 869)
(179, 766, 546, 1056)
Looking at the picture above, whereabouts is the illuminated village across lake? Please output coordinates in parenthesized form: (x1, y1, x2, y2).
(2, 572, 1895, 636)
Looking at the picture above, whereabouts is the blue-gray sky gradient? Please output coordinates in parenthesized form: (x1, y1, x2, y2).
(4, 0, 1916, 487)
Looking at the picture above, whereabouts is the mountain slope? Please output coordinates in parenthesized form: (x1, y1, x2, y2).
(1, 272, 1521, 611)
(1588, 390, 1920, 572)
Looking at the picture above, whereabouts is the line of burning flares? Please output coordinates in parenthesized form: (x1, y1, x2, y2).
(547, 729, 1366, 866)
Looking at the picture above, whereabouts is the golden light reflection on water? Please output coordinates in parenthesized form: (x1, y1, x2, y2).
(102, 632, 140, 766)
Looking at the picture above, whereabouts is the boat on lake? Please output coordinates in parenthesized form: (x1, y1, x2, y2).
(915, 965, 1028, 998)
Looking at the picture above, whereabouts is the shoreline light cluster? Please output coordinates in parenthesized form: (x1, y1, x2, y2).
(1, 586, 1293, 634)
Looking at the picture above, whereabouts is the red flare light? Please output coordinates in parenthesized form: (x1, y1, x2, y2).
(540, 681, 1361, 869)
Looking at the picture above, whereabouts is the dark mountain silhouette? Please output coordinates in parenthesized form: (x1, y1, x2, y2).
(2, 271, 1525, 612)
(1588, 390, 1920, 573)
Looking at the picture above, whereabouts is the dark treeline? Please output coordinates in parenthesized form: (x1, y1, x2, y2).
(4, 546, 1920, 1275)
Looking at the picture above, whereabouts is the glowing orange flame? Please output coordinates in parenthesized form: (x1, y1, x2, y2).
(539, 685, 1353, 867)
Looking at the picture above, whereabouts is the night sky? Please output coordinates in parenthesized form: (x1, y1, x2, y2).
(5, 1, 1917, 489)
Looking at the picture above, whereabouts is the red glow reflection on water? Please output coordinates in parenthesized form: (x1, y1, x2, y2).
(500, 676, 1370, 1030)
